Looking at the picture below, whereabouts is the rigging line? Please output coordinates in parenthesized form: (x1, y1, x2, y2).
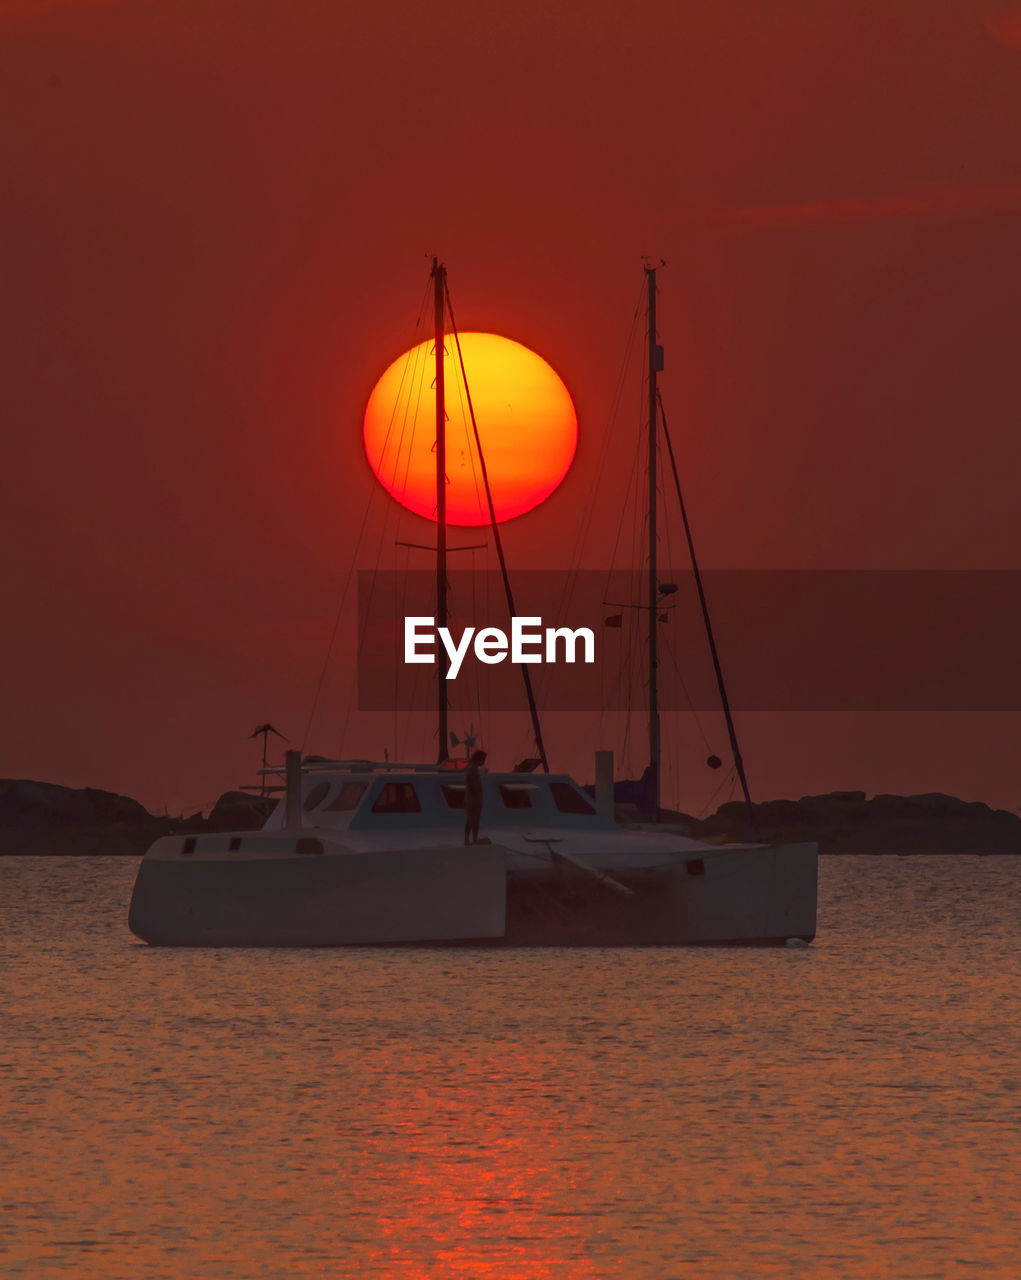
(619, 397, 646, 782)
(387, 339, 423, 606)
(338, 285, 433, 757)
(661, 628, 714, 753)
(698, 766, 736, 820)
(531, 281, 648, 716)
(619, 347, 650, 782)
(392, 536, 398, 755)
(392, 540, 413, 759)
(303, 279, 431, 753)
(395, 336, 428, 505)
(340, 366, 424, 755)
(340, 371, 424, 760)
(629, 339, 649, 602)
(658, 388, 757, 832)
(657, 474, 712, 755)
(377, 277, 434, 504)
(302, 486, 377, 753)
(443, 321, 489, 740)
(387, 338, 428, 670)
(470, 546, 484, 745)
(603, 296, 652, 573)
(597, 591, 619, 747)
(382, 314, 430, 629)
(656, 441, 715, 760)
(534, 353, 647, 721)
(567, 278, 646, 576)
(623, 580, 640, 773)
(612, 446, 643, 769)
(445, 278, 550, 773)
(383, 332, 420, 480)
(378, 286, 432, 572)
(483, 540, 493, 750)
(531, 282, 645, 719)
(599, 408, 642, 622)
(446, 324, 487, 526)
(563, 279, 646, 594)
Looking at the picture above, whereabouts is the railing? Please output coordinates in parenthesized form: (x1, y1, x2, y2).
(257, 758, 475, 776)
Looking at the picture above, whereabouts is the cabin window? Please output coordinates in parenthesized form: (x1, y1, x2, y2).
(324, 781, 368, 812)
(550, 782, 596, 815)
(304, 781, 331, 811)
(442, 785, 466, 809)
(371, 782, 422, 814)
(498, 785, 532, 810)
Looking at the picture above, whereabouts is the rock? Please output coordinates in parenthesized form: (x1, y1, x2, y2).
(0, 778, 170, 855)
(206, 791, 277, 831)
(4, 773, 1021, 858)
(799, 790, 866, 805)
(692, 788, 1021, 855)
(655, 807, 697, 833)
(0, 778, 284, 854)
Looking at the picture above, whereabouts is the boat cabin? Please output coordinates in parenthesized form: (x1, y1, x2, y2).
(261, 764, 614, 833)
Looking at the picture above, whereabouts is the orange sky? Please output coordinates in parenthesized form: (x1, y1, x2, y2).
(1, 0, 1020, 814)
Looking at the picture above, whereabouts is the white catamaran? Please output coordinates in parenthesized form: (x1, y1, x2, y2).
(129, 262, 818, 947)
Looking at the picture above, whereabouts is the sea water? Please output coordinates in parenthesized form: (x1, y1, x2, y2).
(1, 854, 1019, 1279)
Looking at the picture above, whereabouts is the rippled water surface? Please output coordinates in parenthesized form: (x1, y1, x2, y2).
(2, 854, 1020, 1278)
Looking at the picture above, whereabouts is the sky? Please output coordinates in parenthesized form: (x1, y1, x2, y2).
(1, 0, 1020, 815)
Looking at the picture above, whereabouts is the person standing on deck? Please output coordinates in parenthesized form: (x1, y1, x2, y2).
(464, 749, 487, 845)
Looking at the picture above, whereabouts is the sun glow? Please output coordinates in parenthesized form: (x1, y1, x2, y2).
(362, 332, 577, 526)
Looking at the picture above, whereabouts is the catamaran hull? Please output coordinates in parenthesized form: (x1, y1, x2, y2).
(128, 844, 508, 947)
(502, 842, 817, 946)
(128, 838, 816, 948)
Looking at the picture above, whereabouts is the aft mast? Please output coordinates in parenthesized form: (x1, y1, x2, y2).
(646, 263, 663, 818)
(433, 258, 449, 764)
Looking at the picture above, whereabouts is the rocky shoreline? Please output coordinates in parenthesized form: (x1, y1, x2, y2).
(1, 778, 1020, 857)
(671, 790, 1021, 855)
(0, 780, 273, 856)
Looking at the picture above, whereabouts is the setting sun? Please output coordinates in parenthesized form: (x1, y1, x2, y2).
(362, 332, 577, 525)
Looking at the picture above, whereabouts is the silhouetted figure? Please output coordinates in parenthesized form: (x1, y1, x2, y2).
(464, 748, 486, 845)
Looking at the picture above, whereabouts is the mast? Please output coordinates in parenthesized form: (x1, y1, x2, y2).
(646, 264, 662, 818)
(433, 258, 449, 763)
